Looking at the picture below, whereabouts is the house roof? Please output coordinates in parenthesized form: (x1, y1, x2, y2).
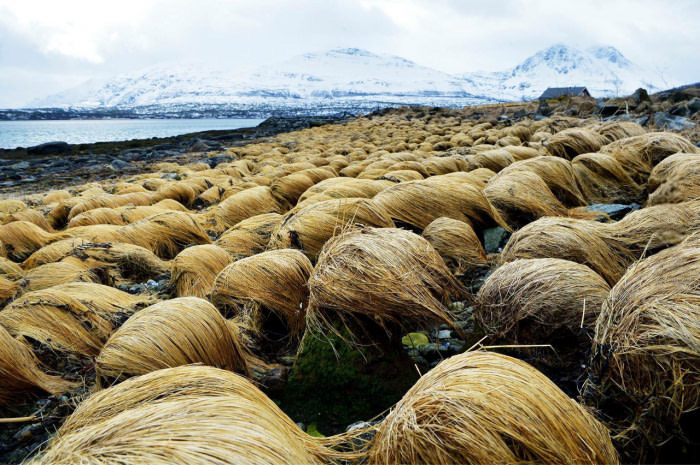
(539, 86, 589, 99)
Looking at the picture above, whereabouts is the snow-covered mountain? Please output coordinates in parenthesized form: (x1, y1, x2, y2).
(31, 44, 671, 111)
(32, 48, 489, 109)
(460, 44, 669, 101)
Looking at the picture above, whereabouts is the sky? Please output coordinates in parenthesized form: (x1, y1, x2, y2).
(0, 0, 698, 107)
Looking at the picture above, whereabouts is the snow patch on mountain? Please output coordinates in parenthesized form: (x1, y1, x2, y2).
(31, 44, 671, 111)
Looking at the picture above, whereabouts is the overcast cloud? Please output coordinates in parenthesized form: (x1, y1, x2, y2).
(0, 0, 697, 107)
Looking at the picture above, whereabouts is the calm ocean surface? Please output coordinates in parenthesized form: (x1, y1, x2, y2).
(0, 118, 265, 149)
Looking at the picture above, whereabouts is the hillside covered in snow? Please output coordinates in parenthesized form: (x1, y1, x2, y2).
(28, 44, 671, 115)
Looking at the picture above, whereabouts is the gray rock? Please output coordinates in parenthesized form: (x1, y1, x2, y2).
(688, 98, 700, 115)
(418, 343, 440, 356)
(111, 158, 131, 170)
(346, 421, 373, 432)
(635, 115, 650, 126)
(10, 161, 29, 170)
(189, 139, 211, 152)
(586, 203, 640, 220)
(161, 172, 180, 180)
(483, 226, 510, 254)
(437, 329, 452, 340)
(26, 141, 71, 155)
(653, 112, 695, 131)
(204, 154, 233, 168)
(631, 88, 650, 104)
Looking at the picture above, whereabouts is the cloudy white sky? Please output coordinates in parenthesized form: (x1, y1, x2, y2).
(0, 0, 697, 107)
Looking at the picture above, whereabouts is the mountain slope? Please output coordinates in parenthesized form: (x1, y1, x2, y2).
(460, 44, 669, 100)
(32, 44, 671, 110)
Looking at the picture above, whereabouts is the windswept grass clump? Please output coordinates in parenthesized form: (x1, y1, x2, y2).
(501, 217, 632, 285)
(116, 211, 211, 259)
(19, 260, 101, 293)
(96, 297, 250, 384)
(212, 186, 284, 232)
(421, 217, 487, 277)
(647, 153, 700, 205)
(572, 152, 645, 204)
(170, 244, 234, 298)
(373, 175, 496, 231)
(546, 128, 608, 160)
(306, 228, 468, 339)
(601, 132, 698, 184)
(211, 249, 313, 344)
(0, 325, 75, 406)
(365, 351, 618, 465)
(484, 171, 595, 231)
(268, 198, 395, 261)
(475, 258, 610, 344)
(28, 366, 337, 465)
(0, 221, 56, 261)
(215, 213, 283, 260)
(498, 156, 586, 207)
(0, 283, 156, 360)
(587, 236, 700, 461)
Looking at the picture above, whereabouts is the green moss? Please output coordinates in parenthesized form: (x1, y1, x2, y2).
(401, 332, 429, 348)
(277, 330, 418, 435)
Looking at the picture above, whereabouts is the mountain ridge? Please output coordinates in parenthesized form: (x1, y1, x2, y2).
(30, 44, 670, 111)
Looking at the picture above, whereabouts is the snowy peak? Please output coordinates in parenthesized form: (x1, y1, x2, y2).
(516, 43, 591, 74)
(462, 43, 668, 100)
(31, 43, 671, 110)
(587, 45, 632, 68)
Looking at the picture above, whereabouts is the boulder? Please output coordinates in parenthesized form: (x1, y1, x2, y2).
(26, 141, 71, 156)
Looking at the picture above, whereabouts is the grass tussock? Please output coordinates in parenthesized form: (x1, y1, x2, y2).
(29, 366, 336, 465)
(546, 127, 608, 160)
(19, 260, 101, 294)
(601, 132, 698, 184)
(306, 228, 468, 340)
(270, 167, 337, 208)
(0, 282, 156, 359)
(421, 217, 487, 277)
(0, 221, 56, 261)
(116, 211, 211, 259)
(498, 156, 587, 207)
(572, 152, 645, 204)
(170, 244, 234, 298)
(587, 235, 700, 460)
(211, 249, 313, 343)
(212, 186, 284, 233)
(647, 153, 700, 205)
(215, 213, 283, 260)
(475, 258, 610, 342)
(365, 351, 618, 465)
(0, 256, 24, 280)
(96, 297, 250, 384)
(484, 171, 596, 231)
(373, 174, 496, 230)
(501, 217, 633, 285)
(268, 198, 395, 261)
(0, 325, 76, 406)
(3, 209, 55, 232)
(67, 192, 155, 221)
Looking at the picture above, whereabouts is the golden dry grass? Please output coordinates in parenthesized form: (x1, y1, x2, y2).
(116, 211, 211, 259)
(211, 249, 313, 343)
(170, 244, 234, 298)
(647, 153, 700, 205)
(421, 216, 487, 277)
(0, 283, 156, 359)
(0, 221, 56, 261)
(373, 174, 496, 230)
(212, 185, 284, 232)
(475, 258, 610, 341)
(268, 198, 395, 261)
(96, 297, 250, 384)
(306, 228, 468, 339)
(365, 351, 618, 465)
(18, 260, 101, 294)
(484, 170, 595, 231)
(501, 217, 633, 285)
(0, 325, 75, 406)
(546, 127, 608, 160)
(572, 152, 645, 204)
(29, 366, 337, 465)
(215, 212, 283, 260)
(587, 235, 700, 460)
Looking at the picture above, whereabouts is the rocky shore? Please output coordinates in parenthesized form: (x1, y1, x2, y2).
(0, 116, 349, 195)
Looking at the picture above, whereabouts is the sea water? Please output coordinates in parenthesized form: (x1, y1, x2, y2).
(0, 118, 265, 150)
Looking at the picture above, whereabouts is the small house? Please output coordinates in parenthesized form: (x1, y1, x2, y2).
(539, 86, 591, 100)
